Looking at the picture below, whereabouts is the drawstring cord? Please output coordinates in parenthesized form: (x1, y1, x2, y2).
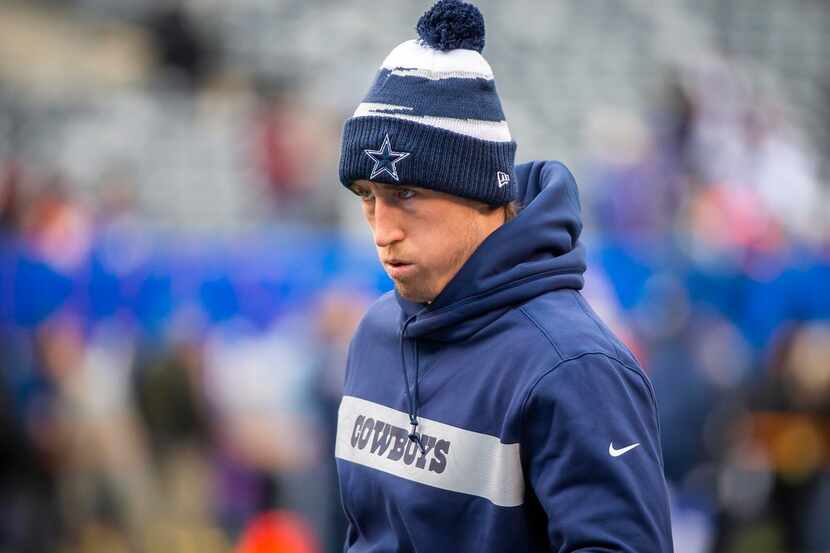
(401, 313, 427, 454)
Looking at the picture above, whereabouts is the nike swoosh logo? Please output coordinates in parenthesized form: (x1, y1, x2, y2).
(609, 442, 640, 457)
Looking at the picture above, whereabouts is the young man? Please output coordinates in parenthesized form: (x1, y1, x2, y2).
(335, 1, 673, 551)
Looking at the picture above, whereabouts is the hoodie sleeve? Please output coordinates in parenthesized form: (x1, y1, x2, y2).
(521, 353, 673, 553)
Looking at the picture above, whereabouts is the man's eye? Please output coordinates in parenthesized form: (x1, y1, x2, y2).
(354, 189, 373, 201)
(397, 189, 416, 200)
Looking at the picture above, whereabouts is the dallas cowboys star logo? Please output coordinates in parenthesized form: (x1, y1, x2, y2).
(364, 134, 411, 182)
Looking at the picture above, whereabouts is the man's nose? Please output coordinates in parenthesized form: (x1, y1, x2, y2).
(372, 198, 405, 248)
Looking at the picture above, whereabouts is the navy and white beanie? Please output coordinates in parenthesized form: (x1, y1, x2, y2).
(339, 0, 516, 205)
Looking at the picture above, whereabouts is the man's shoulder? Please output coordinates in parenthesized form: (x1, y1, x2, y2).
(516, 289, 639, 369)
(352, 290, 399, 343)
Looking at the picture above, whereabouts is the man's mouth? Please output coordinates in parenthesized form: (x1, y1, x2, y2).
(383, 259, 416, 279)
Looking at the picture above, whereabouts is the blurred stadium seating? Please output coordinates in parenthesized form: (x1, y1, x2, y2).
(0, 1, 829, 552)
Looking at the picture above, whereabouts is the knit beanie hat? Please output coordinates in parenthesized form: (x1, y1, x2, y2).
(338, 0, 517, 205)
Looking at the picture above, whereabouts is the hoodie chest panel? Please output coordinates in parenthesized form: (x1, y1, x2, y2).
(336, 394, 523, 508)
(412, 337, 528, 439)
(337, 336, 529, 511)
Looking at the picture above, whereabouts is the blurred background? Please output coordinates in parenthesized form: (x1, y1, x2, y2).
(0, 0, 829, 552)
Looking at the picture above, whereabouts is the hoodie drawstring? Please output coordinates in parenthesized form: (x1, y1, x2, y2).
(401, 314, 426, 454)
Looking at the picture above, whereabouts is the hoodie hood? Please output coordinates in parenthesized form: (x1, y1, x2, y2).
(397, 160, 586, 341)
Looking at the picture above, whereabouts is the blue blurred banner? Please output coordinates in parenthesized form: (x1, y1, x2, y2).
(0, 228, 391, 335)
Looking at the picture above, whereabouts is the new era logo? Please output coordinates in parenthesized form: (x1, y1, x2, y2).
(497, 171, 510, 188)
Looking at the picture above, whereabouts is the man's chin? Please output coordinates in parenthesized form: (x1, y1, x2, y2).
(393, 282, 435, 304)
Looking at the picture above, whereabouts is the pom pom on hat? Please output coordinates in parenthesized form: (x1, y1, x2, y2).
(416, 0, 485, 53)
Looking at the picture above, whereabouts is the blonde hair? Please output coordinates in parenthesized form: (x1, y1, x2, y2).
(504, 200, 522, 222)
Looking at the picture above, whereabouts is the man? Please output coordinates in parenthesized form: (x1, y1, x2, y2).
(334, 1, 674, 551)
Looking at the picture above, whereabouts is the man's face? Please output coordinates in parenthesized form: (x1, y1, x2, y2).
(351, 180, 503, 303)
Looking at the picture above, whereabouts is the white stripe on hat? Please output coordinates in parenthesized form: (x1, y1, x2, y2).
(353, 103, 513, 142)
(354, 102, 413, 114)
(389, 67, 494, 81)
(380, 39, 495, 79)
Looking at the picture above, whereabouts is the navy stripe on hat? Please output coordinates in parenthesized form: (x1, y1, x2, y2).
(363, 69, 506, 122)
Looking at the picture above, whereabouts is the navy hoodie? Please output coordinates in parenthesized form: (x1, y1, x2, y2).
(335, 161, 673, 552)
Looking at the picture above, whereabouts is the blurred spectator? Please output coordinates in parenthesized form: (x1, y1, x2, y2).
(653, 70, 697, 171)
(730, 323, 830, 552)
(0, 325, 64, 553)
(145, 3, 214, 90)
(236, 510, 321, 553)
(0, 160, 23, 233)
(202, 316, 323, 538)
(133, 336, 208, 462)
(308, 289, 370, 553)
(582, 106, 685, 245)
(20, 171, 92, 272)
(249, 80, 320, 219)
